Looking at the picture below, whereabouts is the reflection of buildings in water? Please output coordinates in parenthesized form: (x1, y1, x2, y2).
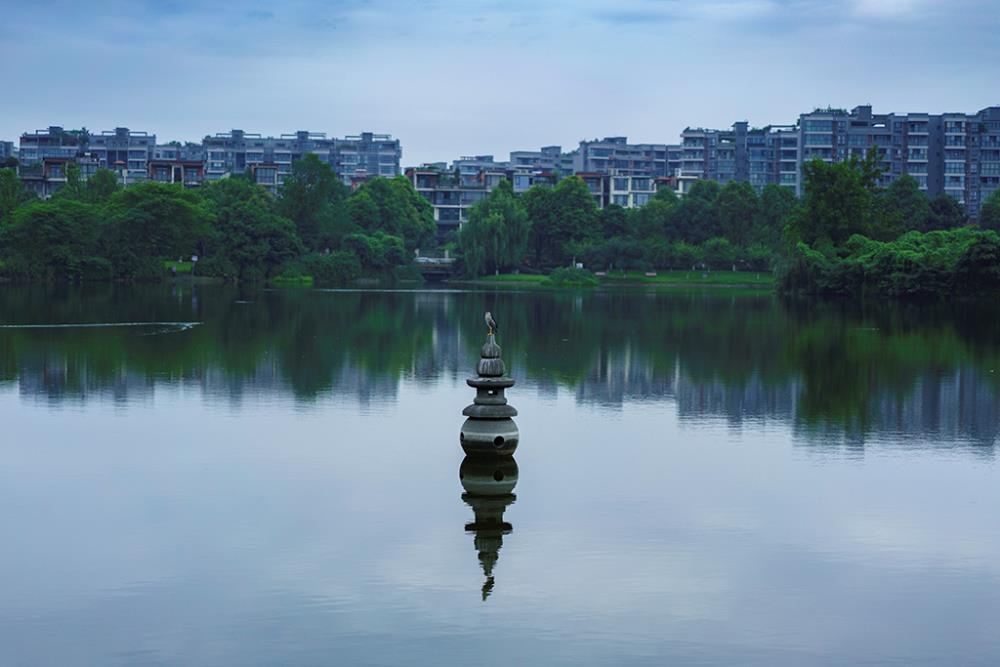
(574, 345, 675, 409)
(673, 373, 800, 426)
(794, 366, 1000, 451)
(571, 346, 1000, 449)
(13, 354, 402, 407)
(16, 356, 155, 405)
(573, 345, 798, 425)
(459, 456, 517, 601)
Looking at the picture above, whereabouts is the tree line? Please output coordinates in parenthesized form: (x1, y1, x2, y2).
(0, 154, 435, 283)
(779, 151, 1000, 297)
(457, 176, 797, 276)
(3, 146, 1000, 295)
(456, 150, 1000, 298)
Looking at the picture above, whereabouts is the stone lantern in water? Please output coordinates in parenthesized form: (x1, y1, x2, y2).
(460, 312, 518, 457)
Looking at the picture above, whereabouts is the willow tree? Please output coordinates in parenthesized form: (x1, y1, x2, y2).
(458, 180, 530, 276)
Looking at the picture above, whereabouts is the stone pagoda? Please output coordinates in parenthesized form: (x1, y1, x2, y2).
(460, 317, 518, 457)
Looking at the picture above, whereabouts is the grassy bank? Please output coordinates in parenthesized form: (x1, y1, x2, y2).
(460, 269, 774, 288)
(600, 270, 774, 286)
(163, 260, 194, 274)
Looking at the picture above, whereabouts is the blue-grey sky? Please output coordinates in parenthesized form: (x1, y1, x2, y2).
(2, 0, 998, 166)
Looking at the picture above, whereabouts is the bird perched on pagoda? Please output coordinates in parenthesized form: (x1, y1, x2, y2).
(485, 311, 498, 335)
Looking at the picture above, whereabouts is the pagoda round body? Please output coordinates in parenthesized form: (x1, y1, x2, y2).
(460, 417, 519, 456)
(461, 332, 518, 457)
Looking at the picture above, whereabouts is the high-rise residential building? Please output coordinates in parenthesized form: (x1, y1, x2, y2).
(666, 145, 683, 177)
(679, 127, 715, 182)
(771, 125, 801, 193)
(0, 141, 14, 161)
(670, 105, 998, 212)
(793, 105, 998, 205)
(798, 106, 901, 191)
(970, 106, 1000, 217)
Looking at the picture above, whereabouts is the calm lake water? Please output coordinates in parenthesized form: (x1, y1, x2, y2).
(2, 285, 1000, 666)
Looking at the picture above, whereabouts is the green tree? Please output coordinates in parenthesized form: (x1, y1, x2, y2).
(980, 188, 1000, 233)
(667, 180, 720, 244)
(927, 194, 966, 231)
(757, 184, 797, 247)
(877, 174, 930, 237)
(54, 163, 85, 201)
(599, 204, 631, 240)
(0, 168, 33, 224)
(628, 187, 678, 241)
(787, 158, 874, 249)
(347, 177, 436, 253)
(83, 169, 121, 204)
(105, 182, 213, 278)
(632, 196, 676, 241)
(526, 176, 599, 266)
(0, 199, 108, 280)
(457, 180, 530, 276)
(583, 236, 646, 272)
(201, 178, 303, 280)
(277, 153, 350, 250)
(342, 231, 407, 271)
(712, 180, 759, 247)
(702, 237, 739, 270)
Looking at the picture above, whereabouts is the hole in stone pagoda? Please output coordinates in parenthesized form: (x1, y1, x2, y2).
(493, 436, 505, 448)
(493, 470, 504, 481)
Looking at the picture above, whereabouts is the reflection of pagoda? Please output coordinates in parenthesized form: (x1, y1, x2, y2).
(459, 456, 518, 601)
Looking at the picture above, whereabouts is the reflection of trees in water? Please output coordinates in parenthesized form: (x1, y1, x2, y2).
(2, 285, 1000, 444)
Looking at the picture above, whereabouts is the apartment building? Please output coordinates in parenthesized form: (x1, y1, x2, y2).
(333, 132, 401, 182)
(202, 130, 400, 187)
(509, 146, 572, 176)
(18, 126, 85, 164)
(608, 175, 656, 208)
(452, 155, 510, 186)
(0, 141, 14, 161)
(405, 166, 498, 240)
(510, 170, 557, 194)
(17, 126, 146, 194)
(88, 127, 156, 184)
(149, 143, 205, 188)
(202, 130, 322, 185)
(573, 137, 670, 177)
(972, 107, 1000, 217)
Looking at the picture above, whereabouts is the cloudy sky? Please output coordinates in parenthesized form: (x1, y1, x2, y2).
(2, 0, 998, 165)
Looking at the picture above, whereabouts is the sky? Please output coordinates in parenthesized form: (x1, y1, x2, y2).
(1, 0, 999, 166)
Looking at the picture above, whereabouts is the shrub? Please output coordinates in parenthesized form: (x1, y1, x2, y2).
(546, 267, 599, 287)
(280, 251, 362, 286)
